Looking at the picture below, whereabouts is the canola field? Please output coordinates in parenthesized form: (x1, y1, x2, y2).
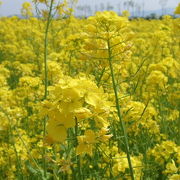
(0, 1, 180, 179)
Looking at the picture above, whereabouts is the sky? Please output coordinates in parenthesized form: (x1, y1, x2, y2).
(0, 0, 179, 16)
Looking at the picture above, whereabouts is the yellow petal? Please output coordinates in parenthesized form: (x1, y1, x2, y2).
(46, 120, 67, 143)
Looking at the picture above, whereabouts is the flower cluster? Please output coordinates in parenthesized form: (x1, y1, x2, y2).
(0, 3, 179, 179)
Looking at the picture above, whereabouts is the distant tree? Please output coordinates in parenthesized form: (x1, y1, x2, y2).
(100, 3, 105, 11)
(142, 0, 145, 17)
(86, 5, 92, 16)
(117, 2, 121, 15)
(94, 4, 98, 13)
(159, 0, 168, 15)
(106, 2, 114, 11)
(123, 0, 135, 17)
(135, 3, 141, 17)
(123, 1, 128, 11)
(129, 0, 135, 17)
(146, 13, 158, 19)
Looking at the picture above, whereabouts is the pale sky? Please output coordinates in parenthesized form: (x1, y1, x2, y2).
(0, 0, 179, 16)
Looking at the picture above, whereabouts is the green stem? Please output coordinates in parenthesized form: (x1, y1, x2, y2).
(107, 39, 135, 180)
(43, 0, 54, 177)
(68, 51, 72, 75)
(97, 67, 106, 87)
(75, 118, 82, 180)
(44, 0, 54, 99)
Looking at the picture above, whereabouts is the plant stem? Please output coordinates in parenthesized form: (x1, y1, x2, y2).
(44, 0, 54, 99)
(107, 39, 135, 180)
(43, 0, 54, 177)
(75, 117, 82, 180)
(97, 67, 106, 87)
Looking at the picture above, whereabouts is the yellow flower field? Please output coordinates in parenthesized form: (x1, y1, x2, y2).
(0, 1, 179, 179)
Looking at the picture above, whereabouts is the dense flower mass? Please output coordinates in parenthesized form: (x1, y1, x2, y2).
(0, 1, 179, 179)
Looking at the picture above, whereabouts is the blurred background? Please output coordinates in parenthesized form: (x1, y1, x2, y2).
(0, 0, 179, 17)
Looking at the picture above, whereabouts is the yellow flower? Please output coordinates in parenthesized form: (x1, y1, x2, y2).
(163, 160, 178, 174)
(21, 2, 33, 17)
(98, 128, 113, 142)
(174, 3, 180, 14)
(76, 130, 97, 156)
(76, 142, 93, 156)
(146, 70, 168, 89)
(169, 174, 180, 180)
(85, 92, 101, 107)
(74, 107, 92, 120)
(45, 120, 67, 144)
